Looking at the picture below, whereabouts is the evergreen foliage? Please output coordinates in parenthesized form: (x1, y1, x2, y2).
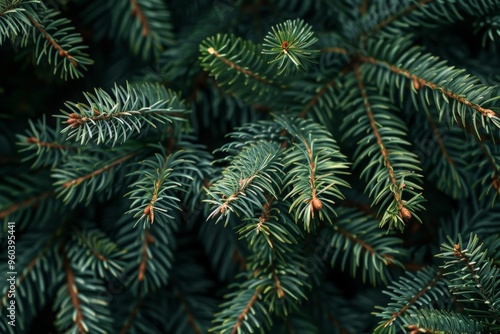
(1, 0, 500, 333)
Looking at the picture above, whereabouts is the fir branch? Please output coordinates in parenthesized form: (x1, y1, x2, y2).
(408, 104, 472, 199)
(200, 33, 287, 105)
(17, 116, 79, 168)
(207, 47, 276, 87)
(26, 13, 76, 67)
(210, 274, 272, 334)
(0, 190, 52, 219)
(85, 0, 174, 60)
(53, 148, 140, 206)
(24, 136, 68, 149)
(373, 266, 447, 333)
(365, 0, 434, 37)
(125, 147, 196, 228)
(474, 138, 500, 201)
(58, 83, 188, 146)
(231, 287, 262, 334)
(361, 54, 496, 119)
(262, 18, 319, 76)
(400, 309, 486, 334)
(129, 0, 149, 37)
(437, 234, 500, 323)
(0, 229, 62, 310)
(343, 65, 425, 231)
(299, 73, 341, 118)
(205, 141, 283, 225)
(355, 65, 408, 219)
(0, 0, 41, 45)
(322, 207, 405, 285)
(23, 9, 93, 79)
(426, 113, 455, 166)
(117, 219, 175, 296)
(61, 152, 136, 189)
(360, 37, 500, 136)
(54, 240, 114, 334)
(174, 290, 204, 334)
(68, 225, 125, 279)
(278, 115, 350, 230)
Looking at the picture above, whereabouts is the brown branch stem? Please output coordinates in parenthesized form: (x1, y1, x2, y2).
(26, 137, 71, 150)
(175, 291, 203, 334)
(231, 288, 262, 334)
(426, 114, 455, 166)
(130, 0, 150, 36)
(367, 0, 434, 36)
(120, 297, 144, 334)
(354, 65, 409, 219)
(26, 14, 77, 67)
(62, 152, 137, 188)
(138, 229, 155, 281)
(207, 47, 282, 88)
(0, 191, 53, 219)
(383, 269, 444, 328)
(359, 55, 496, 118)
(63, 250, 85, 333)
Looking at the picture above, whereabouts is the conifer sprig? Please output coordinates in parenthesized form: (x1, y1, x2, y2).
(262, 18, 319, 76)
(57, 83, 188, 145)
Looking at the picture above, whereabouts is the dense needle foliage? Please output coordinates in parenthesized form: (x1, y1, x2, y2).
(1, 1, 500, 333)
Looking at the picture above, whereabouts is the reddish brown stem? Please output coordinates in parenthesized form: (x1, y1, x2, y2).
(367, 0, 434, 36)
(62, 152, 136, 188)
(231, 288, 262, 334)
(26, 14, 78, 67)
(359, 55, 496, 118)
(175, 291, 203, 334)
(207, 47, 282, 88)
(63, 253, 85, 333)
(354, 65, 409, 219)
(120, 297, 144, 334)
(0, 191, 53, 219)
(26, 137, 70, 150)
(426, 114, 456, 166)
(130, 0, 150, 36)
(383, 269, 444, 328)
(138, 229, 155, 281)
